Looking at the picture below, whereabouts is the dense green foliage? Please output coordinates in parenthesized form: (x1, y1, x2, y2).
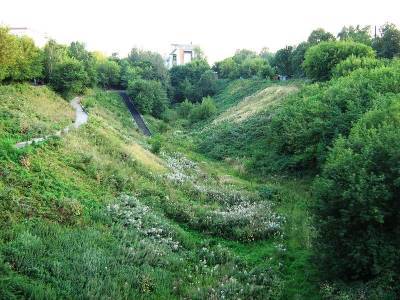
(127, 79, 168, 117)
(303, 41, 375, 81)
(337, 25, 372, 45)
(213, 49, 274, 80)
(0, 28, 43, 82)
(198, 56, 400, 298)
(373, 23, 400, 59)
(332, 55, 384, 78)
(189, 96, 217, 122)
(170, 59, 216, 102)
(313, 99, 400, 289)
(49, 57, 89, 96)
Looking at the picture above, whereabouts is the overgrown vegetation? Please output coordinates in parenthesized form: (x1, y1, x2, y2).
(1, 21, 400, 299)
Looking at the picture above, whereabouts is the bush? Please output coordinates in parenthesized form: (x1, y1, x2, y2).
(189, 96, 216, 122)
(150, 134, 162, 154)
(313, 98, 400, 285)
(127, 79, 168, 117)
(332, 55, 384, 78)
(177, 99, 194, 118)
(303, 40, 375, 81)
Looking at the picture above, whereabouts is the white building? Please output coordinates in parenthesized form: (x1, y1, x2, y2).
(8, 27, 49, 47)
(165, 43, 196, 68)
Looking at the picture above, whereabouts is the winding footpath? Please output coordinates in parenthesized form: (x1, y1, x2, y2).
(14, 97, 88, 148)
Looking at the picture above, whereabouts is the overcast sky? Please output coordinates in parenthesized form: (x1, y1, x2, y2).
(1, 0, 399, 63)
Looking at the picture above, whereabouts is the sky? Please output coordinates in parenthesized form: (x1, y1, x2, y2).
(1, 0, 399, 63)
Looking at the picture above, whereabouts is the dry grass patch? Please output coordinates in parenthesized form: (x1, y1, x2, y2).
(124, 143, 167, 173)
(214, 85, 299, 124)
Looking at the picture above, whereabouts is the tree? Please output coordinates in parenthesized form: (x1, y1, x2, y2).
(337, 25, 372, 45)
(170, 59, 211, 102)
(49, 57, 88, 96)
(68, 42, 98, 87)
(10, 36, 43, 81)
(373, 23, 400, 58)
(198, 70, 218, 97)
(96, 59, 121, 88)
(214, 57, 239, 79)
(307, 28, 336, 45)
(127, 79, 168, 117)
(313, 99, 400, 282)
(273, 46, 294, 76)
(43, 39, 69, 82)
(193, 45, 206, 60)
(119, 60, 141, 88)
(291, 42, 309, 77)
(128, 48, 169, 86)
(303, 40, 375, 81)
(0, 27, 19, 81)
(232, 49, 257, 63)
(259, 47, 274, 64)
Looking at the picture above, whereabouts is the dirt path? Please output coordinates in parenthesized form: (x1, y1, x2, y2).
(15, 97, 88, 148)
(118, 91, 151, 136)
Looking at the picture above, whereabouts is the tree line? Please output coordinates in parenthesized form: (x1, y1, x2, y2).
(212, 23, 400, 81)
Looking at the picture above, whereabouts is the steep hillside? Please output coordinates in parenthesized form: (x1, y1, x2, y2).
(198, 82, 301, 167)
(0, 86, 317, 299)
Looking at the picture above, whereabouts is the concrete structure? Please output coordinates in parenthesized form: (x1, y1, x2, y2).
(165, 43, 196, 68)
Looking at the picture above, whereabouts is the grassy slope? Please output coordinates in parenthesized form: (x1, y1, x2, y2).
(0, 85, 318, 299)
(0, 84, 74, 143)
(197, 81, 302, 170)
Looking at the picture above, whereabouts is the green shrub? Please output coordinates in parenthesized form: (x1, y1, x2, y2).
(150, 135, 162, 154)
(177, 99, 193, 118)
(332, 55, 384, 78)
(189, 96, 216, 122)
(313, 98, 400, 283)
(303, 40, 375, 81)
